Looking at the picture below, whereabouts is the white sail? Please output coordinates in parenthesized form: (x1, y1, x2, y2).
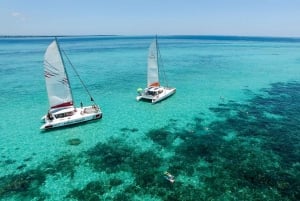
(147, 39, 159, 87)
(44, 40, 73, 109)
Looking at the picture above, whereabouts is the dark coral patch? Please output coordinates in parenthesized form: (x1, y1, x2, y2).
(147, 129, 174, 147)
(120, 128, 139, 133)
(128, 151, 162, 188)
(0, 170, 46, 199)
(109, 177, 123, 187)
(0, 154, 78, 200)
(16, 164, 27, 170)
(66, 181, 105, 200)
(67, 138, 81, 146)
(86, 138, 132, 173)
(4, 159, 16, 165)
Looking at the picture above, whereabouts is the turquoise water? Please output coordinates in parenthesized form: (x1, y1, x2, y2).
(0, 36, 299, 200)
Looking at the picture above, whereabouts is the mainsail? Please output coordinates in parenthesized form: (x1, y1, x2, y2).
(147, 38, 159, 87)
(44, 40, 73, 109)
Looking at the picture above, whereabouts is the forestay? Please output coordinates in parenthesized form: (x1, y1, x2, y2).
(147, 39, 160, 87)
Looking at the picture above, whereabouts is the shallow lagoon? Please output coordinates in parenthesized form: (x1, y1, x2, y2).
(0, 36, 299, 200)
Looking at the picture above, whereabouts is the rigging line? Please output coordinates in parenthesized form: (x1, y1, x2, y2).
(61, 49, 97, 104)
(55, 38, 76, 105)
(156, 38, 169, 87)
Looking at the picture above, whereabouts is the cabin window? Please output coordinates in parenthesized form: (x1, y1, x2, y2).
(66, 112, 73, 116)
(55, 111, 74, 119)
(55, 113, 65, 119)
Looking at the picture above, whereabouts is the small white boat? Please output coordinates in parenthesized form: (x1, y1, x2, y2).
(40, 38, 102, 130)
(163, 171, 175, 183)
(136, 36, 176, 104)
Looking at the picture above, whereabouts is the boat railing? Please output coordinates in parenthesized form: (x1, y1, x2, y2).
(83, 105, 99, 114)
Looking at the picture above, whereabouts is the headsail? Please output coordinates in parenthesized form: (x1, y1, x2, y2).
(147, 38, 159, 87)
(44, 40, 73, 110)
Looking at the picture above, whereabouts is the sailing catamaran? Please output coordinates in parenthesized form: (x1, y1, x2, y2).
(136, 36, 176, 104)
(40, 38, 102, 130)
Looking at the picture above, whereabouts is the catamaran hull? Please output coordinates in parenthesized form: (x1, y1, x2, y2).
(40, 107, 102, 130)
(137, 87, 176, 104)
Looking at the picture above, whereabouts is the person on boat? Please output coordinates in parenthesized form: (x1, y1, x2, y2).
(47, 112, 53, 120)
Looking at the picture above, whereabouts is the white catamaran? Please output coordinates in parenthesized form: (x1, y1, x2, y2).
(136, 36, 176, 104)
(40, 38, 102, 130)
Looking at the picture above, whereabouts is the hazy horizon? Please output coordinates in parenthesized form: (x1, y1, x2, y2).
(1, 0, 300, 37)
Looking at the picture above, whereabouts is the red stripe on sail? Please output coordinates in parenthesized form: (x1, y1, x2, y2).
(51, 101, 73, 109)
(149, 82, 160, 87)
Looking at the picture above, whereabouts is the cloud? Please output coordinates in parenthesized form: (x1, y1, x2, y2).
(11, 12, 21, 17)
(11, 11, 26, 21)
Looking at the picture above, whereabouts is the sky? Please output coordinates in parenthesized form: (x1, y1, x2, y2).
(1, 0, 300, 37)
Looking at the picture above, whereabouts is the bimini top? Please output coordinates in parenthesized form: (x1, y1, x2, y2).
(146, 87, 163, 92)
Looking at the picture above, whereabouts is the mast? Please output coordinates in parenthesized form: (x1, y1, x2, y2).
(147, 36, 160, 87)
(155, 35, 159, 70)
(55, 37, 75, 107)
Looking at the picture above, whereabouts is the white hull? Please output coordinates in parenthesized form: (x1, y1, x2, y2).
(136, 86, 176, 104)
(40, 105, 102, 130)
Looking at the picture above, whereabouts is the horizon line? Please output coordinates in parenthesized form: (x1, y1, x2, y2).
(1, 34, 300, 39)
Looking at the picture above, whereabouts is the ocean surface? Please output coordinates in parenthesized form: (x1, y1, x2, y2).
(0, 35, 299, 200)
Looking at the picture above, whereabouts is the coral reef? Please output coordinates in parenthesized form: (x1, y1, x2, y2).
(67, 138, 82, 146)
(0, 82, 299, 200)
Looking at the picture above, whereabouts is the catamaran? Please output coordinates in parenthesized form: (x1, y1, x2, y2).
(136, 36, 176, 104)
(40, 38, 102, 130)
